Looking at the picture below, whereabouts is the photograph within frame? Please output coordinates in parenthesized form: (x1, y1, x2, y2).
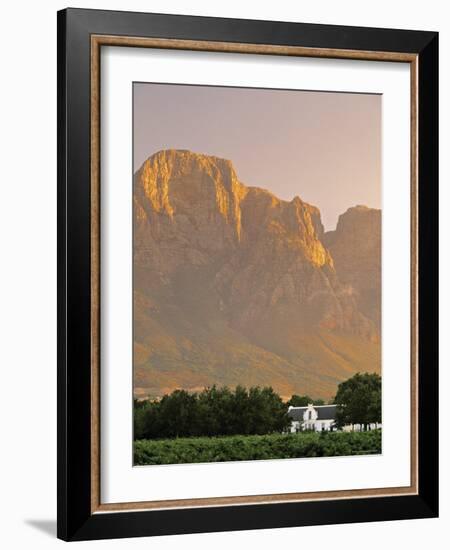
(132, 82, 383, 467)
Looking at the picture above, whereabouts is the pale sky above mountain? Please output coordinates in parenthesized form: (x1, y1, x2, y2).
(133, 83, 381, 230)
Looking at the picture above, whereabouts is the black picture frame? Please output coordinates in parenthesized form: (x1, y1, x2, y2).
(57, 7, 438, 541)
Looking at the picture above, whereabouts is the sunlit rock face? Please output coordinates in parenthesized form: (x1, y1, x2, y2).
(133, 150, 381, 400)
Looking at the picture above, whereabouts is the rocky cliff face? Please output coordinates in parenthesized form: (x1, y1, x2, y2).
(323, 206, 381, 330)
(134, 150, 381, 400)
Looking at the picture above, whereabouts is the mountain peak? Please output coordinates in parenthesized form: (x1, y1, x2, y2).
(338, 204, 380, 216)
(139, 149, 236, 175)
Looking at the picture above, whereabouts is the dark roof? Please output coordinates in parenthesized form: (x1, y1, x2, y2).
(316, 405, 337, 420)
(288, 405, 337, 421)
(288, 407, 307, 421)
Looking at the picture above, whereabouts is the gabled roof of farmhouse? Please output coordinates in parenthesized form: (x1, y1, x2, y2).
(288, 404, 337, 421)
(316, 405, 337, 420)
(288, 407, 306, 421)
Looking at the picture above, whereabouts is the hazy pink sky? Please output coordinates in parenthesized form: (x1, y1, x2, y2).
(134, 83, 381, 230)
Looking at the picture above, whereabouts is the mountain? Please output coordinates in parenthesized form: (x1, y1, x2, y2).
(133, 149, 381, 400)
(323, 206, 381, 330)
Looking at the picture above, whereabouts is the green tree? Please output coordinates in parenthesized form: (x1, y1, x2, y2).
(247, 386, 290, 434)
(157, 389, 199, 437)
(287, 395, 326, 407)
(197, 385, 236, 436)
(334, 373, 381, 430)
(133, 399, 148, 439)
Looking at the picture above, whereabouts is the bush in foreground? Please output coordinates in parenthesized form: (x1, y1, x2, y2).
(134, 430, 381, 465)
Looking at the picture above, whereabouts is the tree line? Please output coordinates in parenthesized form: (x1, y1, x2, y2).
(134, 372, 382, 440)
(134, 385, 290, 440)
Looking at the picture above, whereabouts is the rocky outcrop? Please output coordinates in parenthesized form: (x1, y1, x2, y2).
(133, 150, 381, 400)
(323, 206, 381, 329)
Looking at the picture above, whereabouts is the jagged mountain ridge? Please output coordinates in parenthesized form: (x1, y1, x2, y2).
(133, 149, 381, 400)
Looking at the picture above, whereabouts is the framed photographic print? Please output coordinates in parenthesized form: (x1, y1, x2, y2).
(57, 8, 438, 541)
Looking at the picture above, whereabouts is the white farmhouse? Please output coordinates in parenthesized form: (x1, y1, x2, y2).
(287, 403, 381, 433)
(288, 404, 337, 432)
